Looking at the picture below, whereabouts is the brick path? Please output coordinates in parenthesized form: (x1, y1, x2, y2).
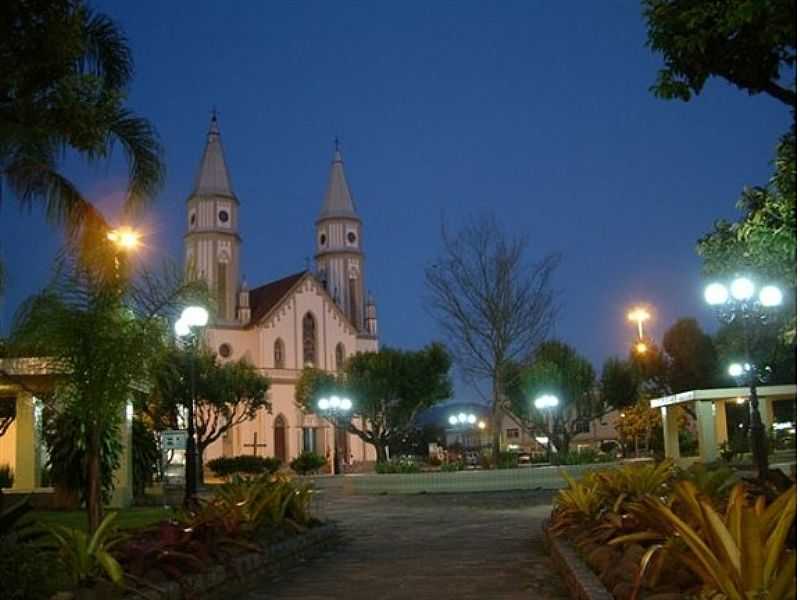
(241, 489, 569, 600)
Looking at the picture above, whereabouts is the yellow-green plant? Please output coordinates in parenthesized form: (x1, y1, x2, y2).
(550, 471, 604, 534)
(45, 512, 125, 588)
(594, 460, 674, 506)
(624, 481, 796, 600)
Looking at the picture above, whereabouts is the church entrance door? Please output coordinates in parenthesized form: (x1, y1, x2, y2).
(274, 415, 287, 463)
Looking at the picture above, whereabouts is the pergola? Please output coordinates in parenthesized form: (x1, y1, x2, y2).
(649, 384, 796, 464)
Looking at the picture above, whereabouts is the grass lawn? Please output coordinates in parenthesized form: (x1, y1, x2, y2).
(30, 505, 176, 531)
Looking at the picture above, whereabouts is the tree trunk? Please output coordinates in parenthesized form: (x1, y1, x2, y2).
(374, 440, 388, 463)
(197, 443, 206, 485)
(491, 377, 501, 463)
(85, 428, 103, 533)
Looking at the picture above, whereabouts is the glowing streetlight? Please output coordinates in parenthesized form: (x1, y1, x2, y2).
(534, 394, 559, 410)
(478, 421, 486, 430)
(704, 276, 784, 481)
(317, 395, 353, 475)
(627, 306, 651, 339)
(174, 304, 210, 508)
(107, 226, 141, 251)
(635, 342, 648, 355)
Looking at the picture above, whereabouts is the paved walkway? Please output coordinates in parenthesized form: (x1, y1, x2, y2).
(241, 490, 569, 600)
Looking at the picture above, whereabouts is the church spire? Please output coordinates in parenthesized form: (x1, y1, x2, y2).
(318, 141, 358, 221)
(191, 110, 235, 199)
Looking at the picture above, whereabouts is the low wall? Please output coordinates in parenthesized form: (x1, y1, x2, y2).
(341, 463, 622, 495)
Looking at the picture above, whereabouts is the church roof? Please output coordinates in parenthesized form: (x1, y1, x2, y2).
(248, 271, 307, 325)
(190, 113, 235, 199)
(318, 146, 359, 221)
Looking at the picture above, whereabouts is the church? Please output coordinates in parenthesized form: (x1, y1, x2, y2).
(184, 114, 379, 470)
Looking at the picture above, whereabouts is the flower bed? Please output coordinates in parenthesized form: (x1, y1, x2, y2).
(546, 461, 796, 600)
(31, 474, 337, 599)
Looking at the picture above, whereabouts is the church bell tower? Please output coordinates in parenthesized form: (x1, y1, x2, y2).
(314, 144, 370, 334)
(184, 112, 241, 323)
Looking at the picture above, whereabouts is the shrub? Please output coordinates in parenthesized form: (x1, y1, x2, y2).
(290, 452, 328, 475)
(375, 457, 420, 474)
(207, 455, 281, 478)
(496, 451, 518, 469)
(0, 537, 51, 600)
(132, 419, 159, 497)
(427, 456, 442, 467)
(559, 448, 613, 465)
(0, 464, 13, 488)
(440, 461, 463, 472)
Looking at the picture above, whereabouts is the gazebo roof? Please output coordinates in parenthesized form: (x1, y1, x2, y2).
(649, 384, 797, 409)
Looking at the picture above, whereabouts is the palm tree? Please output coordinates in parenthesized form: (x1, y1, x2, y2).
(0, 0, 164, 236)
(10, 246, 207, 532)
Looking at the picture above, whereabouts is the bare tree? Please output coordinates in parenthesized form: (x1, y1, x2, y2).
(424, 214, 559, 459)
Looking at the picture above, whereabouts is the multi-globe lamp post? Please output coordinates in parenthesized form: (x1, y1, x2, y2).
(317, 395, 353, 474)
(447, 412, 485, 458)
(704, 276, 783, 480)
(174, 305, 210, 506)
(534, 394, 559, 463)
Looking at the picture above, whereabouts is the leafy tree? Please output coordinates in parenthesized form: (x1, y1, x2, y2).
(643, 0, 796, 106)
(698, 130, 797, 341)
(599, 357, 640, 410)
(424, 214, 559, 459)
(295, 344, 452, 463)
(615, 399, 663, 456)
(511, 341, 598, 455)
(0, 0, 164, 233)
(149, 346, 271, 483)
(662, 318, 719, 392)
(8, 241, 203, 532)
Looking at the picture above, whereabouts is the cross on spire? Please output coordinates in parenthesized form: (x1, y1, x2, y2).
(333, 136, 341, 152)
(211, 105, 219, 122)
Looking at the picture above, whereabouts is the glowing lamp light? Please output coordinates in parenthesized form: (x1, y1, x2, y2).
(704, 282, 729, 306)
(318, 398, 330, 411)
(174, 319, 190, 337)
(627, 307, 650, 324)
(759, 285, 783, 307)
(340, 398, 353, 411)
(535, 436, 549, 445)
(534, 394, 559, 410)
(735, 397, 746, 405)
(458, 413, 467, 424)
(329, 396, 341, 409)
(181, 306, 209, 327)
(467, 414, 477, 424)
(478, 421, 486, 430)
(730, 277, 755, 301)
(635, 342, 648, 355)
(448, 415, 458, 426)
(728, 363, 744, 378)
(107, 226, 140, 250)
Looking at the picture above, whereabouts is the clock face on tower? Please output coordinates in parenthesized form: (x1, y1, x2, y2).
(347, 231, 357, 244)
(218, 209, 229, 223)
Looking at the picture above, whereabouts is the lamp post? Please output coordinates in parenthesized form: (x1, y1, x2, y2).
(317, 395, 353, 475)
(174, 305, 209, 507)
(534, 394, 559, 463)
(627, 306, 651, 340)
(704, 277, 783, 480)
(447, 412, 479, 460)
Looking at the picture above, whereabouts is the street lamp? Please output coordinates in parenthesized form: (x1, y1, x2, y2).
(447, 412, 481, 460)
(627, 306, 651, 339)
(107, 226, 141, 251)
(174, 305, 209, 507)
(704, 277, 783, 480)
(534, 394, 560, 463)
(317, 395, 353, 474)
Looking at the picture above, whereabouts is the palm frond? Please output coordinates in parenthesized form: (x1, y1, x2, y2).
(79, 8, 134, 90)
(106, 109, 165, 216)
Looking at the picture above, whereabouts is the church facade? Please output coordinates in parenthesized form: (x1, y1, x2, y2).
(184, 115, 379, 470)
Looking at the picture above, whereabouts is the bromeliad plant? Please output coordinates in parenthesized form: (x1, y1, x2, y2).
(621, 481, 797, 600)
(45, 512, 125, 589)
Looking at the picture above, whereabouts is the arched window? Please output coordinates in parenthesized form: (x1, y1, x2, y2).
(335, 343, 346, 371)
(302, 312, 317, 366)
(274, 338, 285, 369)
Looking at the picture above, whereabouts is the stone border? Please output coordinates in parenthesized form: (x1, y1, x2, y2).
(542, 520, 613, 600)
(125, 523, 340, 599)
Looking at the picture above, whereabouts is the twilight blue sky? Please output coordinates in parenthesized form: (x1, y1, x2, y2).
(0, 2, 791, 399)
